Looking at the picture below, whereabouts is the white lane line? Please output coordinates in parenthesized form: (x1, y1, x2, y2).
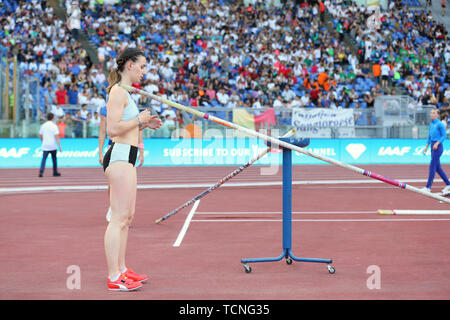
(192, 218, 450, 222)
(173, 200, 200, 247)
(195, 211, 376, 215)
(0, 178, 430, 194)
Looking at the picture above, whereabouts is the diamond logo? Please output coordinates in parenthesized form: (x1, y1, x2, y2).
(345, 144, 367, 160)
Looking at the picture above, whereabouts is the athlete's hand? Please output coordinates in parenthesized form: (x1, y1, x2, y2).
(138, 109, 152, 127)
(145, 115, 163, 130)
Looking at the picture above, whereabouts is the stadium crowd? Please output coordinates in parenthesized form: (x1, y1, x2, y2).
(327, 0, 450, 110)
(1, 0, 449, 136)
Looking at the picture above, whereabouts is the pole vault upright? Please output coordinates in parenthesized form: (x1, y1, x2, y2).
(241, 137, 335, 274)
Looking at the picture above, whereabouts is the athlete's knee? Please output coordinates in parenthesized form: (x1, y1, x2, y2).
(110, 209, 131, 229)
(127, 209, 135, 226)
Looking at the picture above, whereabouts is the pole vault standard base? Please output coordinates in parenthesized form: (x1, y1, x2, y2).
(242, 248, 334, 274)
(241, 138, 335, 275)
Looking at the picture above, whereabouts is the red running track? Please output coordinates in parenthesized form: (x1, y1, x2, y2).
(0, 165, 449, 299)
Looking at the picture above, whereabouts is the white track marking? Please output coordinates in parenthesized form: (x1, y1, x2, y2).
(0, 178, 431, 194)
(195, 211, 375, 215)
(379, 210, 450, 215)
(173, 200, 200, 247)
(192, 218, 450, 222)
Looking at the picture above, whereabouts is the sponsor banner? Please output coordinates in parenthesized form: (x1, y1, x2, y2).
(0, 138, 278, 168)
(291, 108, 355, 138)
(0, 138, 448, 168)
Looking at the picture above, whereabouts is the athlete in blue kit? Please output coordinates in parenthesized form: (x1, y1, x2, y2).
(423, 108, 450, 195)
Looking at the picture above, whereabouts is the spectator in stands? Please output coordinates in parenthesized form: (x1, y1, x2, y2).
(205, 83, 217, 102)
(273, 96, 284, 109)
(89, 111, 101, 138)
(421, 88, 438, 106)
(67, 84, 79, 105)
(444, 87, 450, 101)
(51, 104, 65, 120)
(441, 97, 450, 113)
(80, 104, 89, 120)
(41, 82, 54, 114)
(174, 109, 185, 128)
(364, 92, 375, 108)
(57, 116, 66, 139)
(91, 69, 106, 91)
(2, 0, 449, 130)
(372, 62, 381, 84)
(91, 92, 106, 112)
(55, 83, 68, 105)
(63, 113, 74, 138)
(67, 0, 81, 40)
(78, 87, 92, 105)
(159, 114, 176, 138)
(217, 88, 230, 106)
(440, 110, 448, 128)
(310, 86, 320, 106)
(301, 91, 311, 107)
(161, 106, 177, 120)
(72, 109, 84, 138)
(381, 61, 390, 89)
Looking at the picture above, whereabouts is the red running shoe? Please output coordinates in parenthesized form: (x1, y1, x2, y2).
(123, 268, 149, 283)
(107, 273, 142, 292)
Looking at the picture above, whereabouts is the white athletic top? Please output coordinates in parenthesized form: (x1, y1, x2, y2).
(39, 121, 59, 151)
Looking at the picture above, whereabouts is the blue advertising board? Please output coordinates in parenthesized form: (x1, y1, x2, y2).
(0, 138, 446, 168)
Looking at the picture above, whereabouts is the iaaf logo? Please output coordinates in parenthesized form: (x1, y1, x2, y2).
(378, 146, 411, 156)
(345, 144, 412, 159)
(0, 147, 30, 158)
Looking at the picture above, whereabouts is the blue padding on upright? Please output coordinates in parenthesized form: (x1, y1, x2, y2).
(266, 137, 310, 148)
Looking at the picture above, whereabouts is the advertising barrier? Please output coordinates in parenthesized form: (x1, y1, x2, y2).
(0, 138, 447, 168)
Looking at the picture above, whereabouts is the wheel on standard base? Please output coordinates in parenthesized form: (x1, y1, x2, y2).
(243, 264, 252, 273)
(286, 257, 293, 265)
(327, 265, 335, 274)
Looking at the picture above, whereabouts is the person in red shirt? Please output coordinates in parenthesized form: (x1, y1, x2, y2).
(310, 87, 320, 106)
(55, 83, 68, 105)
(319, 1, 325, 22)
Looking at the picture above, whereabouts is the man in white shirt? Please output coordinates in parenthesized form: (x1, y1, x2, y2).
(78, 88, 92, 105)
(67, 0, 81, 40)
(39, 112, 62, 177)
(161, 106, 177, 120)
(380, 62, 390, 88)
(51, 104, 65, 119)
(301, 92, 310, 107)
(160, 62, 174, 80)
(281, 87, 296, 103)
(442, 87, 450, 100)
(92, 70, 106, 87)
(91, 93, 106, 112)
(216, 89, 230, 106)
(80, 104, 89, 120)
